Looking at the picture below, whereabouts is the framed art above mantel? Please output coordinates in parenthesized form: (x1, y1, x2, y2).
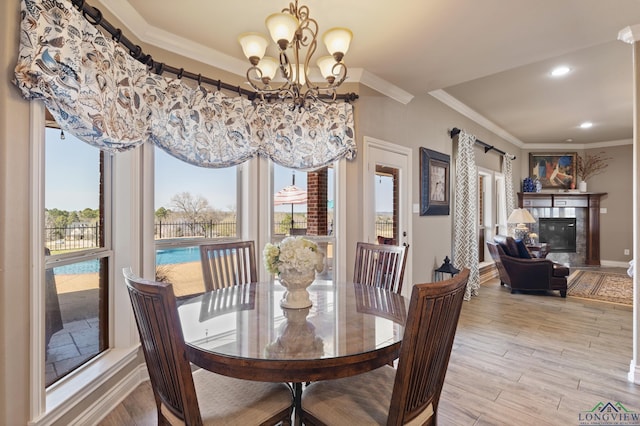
(529, 152, 577, 189)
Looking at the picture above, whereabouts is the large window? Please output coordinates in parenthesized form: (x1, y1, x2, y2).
(154, 147, 239, 296)
(43, 125, 110, 387)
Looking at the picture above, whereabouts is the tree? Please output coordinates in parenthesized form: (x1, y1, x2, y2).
(155, 207, 170, 221)
(80, 208, 98, 220)
(68, 211, 80, 224)
(170, 192, 210, 223)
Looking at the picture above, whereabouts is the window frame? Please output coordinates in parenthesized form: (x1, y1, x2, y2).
(478, 166, 506, 265)
(151, 146, 246, 297)
(29, 103, 140, 423)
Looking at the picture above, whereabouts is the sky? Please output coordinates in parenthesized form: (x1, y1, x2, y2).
(46, 128, 100, 211)
(45, 128, 393, 213)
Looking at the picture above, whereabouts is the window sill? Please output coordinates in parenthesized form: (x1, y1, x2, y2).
(32, 346, 140, 425)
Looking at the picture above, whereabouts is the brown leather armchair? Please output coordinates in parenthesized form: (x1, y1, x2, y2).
(487, 235, 569, 297)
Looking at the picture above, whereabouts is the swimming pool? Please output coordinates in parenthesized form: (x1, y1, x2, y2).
(52, 246, 202, 274)
(156, 246, 200, 265)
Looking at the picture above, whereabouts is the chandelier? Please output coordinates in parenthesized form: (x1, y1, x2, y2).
(238, 0, 352, 109)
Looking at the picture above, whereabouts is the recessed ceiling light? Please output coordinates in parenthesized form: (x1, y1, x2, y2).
(580, 121, 593, 129)
(565, 138, 573, 142)
(551, 66, 571, 77)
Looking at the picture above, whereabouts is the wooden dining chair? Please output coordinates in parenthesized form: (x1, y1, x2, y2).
(123, 268, 293, 426)
(353, 242, 409, 293)
(300, 269, 469, 426)
(200, 241, 257, 291)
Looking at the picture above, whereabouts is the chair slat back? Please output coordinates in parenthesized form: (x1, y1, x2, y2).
(200, 241, 257, 291)
(387, 269, 469, 426)
(123, 268, 203, 426)
(353, 242, 408, 293)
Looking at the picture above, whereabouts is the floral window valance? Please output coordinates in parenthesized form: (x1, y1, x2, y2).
(13, 0, 356, 170)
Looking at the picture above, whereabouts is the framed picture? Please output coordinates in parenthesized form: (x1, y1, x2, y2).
(420, 147, 450, 215)
(529, 152, 577, 189)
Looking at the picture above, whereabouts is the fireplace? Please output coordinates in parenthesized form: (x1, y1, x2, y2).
(539, 218, 576, 253)
(518, 192, 606, 266)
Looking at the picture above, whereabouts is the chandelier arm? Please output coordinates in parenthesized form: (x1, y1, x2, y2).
(241, 0, 358, 107)
(279, 51, 294, 85)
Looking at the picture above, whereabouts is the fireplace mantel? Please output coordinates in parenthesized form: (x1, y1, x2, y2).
(518, 192, 607, 266)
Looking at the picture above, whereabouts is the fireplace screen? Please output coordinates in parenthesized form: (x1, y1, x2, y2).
(539, 218, 577, 253)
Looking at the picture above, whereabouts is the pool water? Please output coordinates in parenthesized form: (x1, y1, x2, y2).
(156, 246, 201, 265)
(52, 247, 201, 274)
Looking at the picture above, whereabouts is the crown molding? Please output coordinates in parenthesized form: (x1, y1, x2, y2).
(428, 89, 525, 148)
(99, 0, 247, 76)
(525, 138, 633, 151)
(618, 25, 640, 44)
(355, 70, 414, 104)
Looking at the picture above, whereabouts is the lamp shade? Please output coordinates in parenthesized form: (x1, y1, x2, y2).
(257, 56, 279, 80)
(291, 64, 306, 85)
(507, 208, 535, 224)
(323, 27, 352, 60)
(316, 55, 336, 79)
(238, 32, 269, 63)
(265, 12, 299, 47)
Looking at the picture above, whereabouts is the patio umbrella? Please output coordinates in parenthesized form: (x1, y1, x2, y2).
(274, 184, 307, 228)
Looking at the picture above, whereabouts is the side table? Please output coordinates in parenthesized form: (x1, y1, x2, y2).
(526, 243, 550, 259)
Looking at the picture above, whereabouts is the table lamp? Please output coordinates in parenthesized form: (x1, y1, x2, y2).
(507, 208, 536, 242)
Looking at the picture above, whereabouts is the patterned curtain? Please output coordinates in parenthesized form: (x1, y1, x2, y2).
(13, 0, 356, 170)
(453, 130, 480, 300)
(503, 153, 515, 215)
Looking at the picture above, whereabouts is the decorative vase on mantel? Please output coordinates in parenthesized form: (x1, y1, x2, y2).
(578, 180, 587, 192)
(279, 268, 316, 309)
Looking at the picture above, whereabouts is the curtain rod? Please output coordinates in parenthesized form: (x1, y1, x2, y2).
(449, 127, 515, 159)
(69, 0, 359, 103)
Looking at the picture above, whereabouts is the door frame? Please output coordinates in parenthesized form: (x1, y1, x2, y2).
(362, 136, 413, 297)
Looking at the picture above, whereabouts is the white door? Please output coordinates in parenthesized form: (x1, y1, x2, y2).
(362, 137, 413, 298)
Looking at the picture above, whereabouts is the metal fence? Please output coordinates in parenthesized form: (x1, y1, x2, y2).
(45, 224, 100, 252)
(274, 221, 308, 235)
(155, 220, 237, 239)
(45, 220, 395, 251)
(375, 222, 394, 238)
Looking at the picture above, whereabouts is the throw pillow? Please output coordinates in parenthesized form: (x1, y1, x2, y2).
(514, 239, 532, 259)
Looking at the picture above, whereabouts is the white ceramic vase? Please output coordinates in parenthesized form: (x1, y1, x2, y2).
(279, 268, 316, 309)
(578, 180, 587, 192)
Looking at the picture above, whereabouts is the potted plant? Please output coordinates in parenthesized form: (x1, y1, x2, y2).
(576, 152, 611, 192)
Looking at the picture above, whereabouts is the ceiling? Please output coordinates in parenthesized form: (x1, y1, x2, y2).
(100, 0, 640, 147)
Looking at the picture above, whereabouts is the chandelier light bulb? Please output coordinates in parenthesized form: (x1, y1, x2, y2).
(238, 32, 269, 65)
(258, 56, 279, 82)
(291, 64, 306, 85)
(265, 12, 299, 50)
(323, 27, 352, 62)
(317, 55, 337, 82)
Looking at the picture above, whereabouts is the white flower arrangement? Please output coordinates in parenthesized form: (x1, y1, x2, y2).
(263, 237, 324, 275)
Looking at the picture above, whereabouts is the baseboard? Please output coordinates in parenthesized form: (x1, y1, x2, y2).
(629, 359, 640, 385)
(71, 365, 149, 425)
(600, 260, 631, 268)
(479, 262, 498, 284)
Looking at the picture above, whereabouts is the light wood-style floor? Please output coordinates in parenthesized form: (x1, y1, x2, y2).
(99, 277, 639, 425)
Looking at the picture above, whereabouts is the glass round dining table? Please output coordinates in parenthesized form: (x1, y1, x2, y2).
(177, 279, 407, 420)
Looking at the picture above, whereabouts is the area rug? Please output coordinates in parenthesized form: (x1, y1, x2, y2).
(567, 270, 633, 306)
